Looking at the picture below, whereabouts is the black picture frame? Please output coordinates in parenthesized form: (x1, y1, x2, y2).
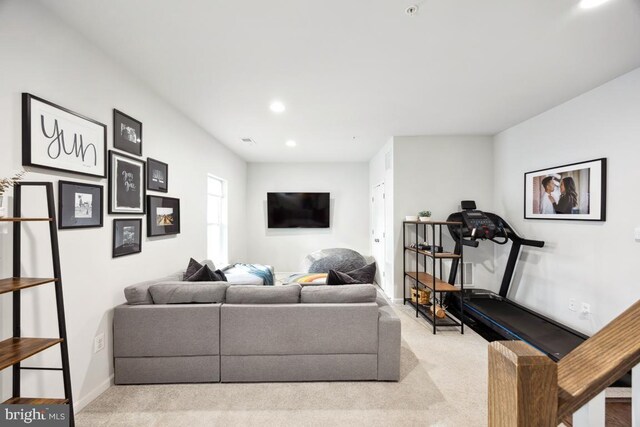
(22, 93, 107, 178)
(58, 180, 104, 229)
(147, 158, 168, 192)
(147, 195, 180, 237)
(524, 158, 606, 221)
(113, 109, 142, 156)
(113, 218, 142, 257)
(108, 150, 146, 214)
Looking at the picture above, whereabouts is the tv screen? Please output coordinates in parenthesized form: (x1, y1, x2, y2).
(267, 192, 330, 228)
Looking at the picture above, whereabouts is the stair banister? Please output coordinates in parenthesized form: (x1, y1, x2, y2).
(488, 299, 640, 427)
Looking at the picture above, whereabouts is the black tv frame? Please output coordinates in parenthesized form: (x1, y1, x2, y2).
(267, 192, 330, 229)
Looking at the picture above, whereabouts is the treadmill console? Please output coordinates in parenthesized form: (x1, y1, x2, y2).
(461, 210, 498, 239)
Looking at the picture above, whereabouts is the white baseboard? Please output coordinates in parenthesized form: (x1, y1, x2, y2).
(74, 374, 113, 413)
(392, 298, 404, 305)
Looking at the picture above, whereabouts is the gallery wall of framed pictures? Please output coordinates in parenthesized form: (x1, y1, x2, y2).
(21, 92, 181, 259)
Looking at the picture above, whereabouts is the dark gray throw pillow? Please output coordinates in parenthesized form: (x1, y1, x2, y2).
(327, 262, 376, 285)
(215, 269, 228, 282)
(187, 264, 228, 282)
(184, 258, 203, 280)
(327, 270, 360, 285)
(187, 265, 217, 282)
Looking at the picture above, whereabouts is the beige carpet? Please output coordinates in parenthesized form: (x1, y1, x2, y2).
(77, 304, 489, 426)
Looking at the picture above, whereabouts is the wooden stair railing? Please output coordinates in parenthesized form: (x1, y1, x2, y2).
(488, 299, 640, 427)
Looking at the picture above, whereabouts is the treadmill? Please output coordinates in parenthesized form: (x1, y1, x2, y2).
(445, 201, 630, 386)
(445, 201, 587, 361)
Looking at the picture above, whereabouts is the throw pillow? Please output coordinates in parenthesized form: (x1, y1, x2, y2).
(285, 273, 328, 285)
(184, 258, 202, 280)
(326, 262, 376, 285)
(327, 270, 361, 285)
(346, 262, 376, 284)
(215, 269, 228, 282)
(186, 264, 218, 282)
(186, 264, 229, 282)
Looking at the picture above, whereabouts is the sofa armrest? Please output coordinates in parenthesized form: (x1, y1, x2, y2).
(113, 303, 220, 357)
(377, 305, 401, 381)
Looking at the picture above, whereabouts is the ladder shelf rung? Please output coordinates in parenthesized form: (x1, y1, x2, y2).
(4, 397, 69, 405)
(0, 278, 58, 295)
(0, 217, 53, 222)
(0, 338, 63, 371)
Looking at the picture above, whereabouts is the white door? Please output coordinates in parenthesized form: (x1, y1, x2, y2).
(372, 183, 390, 296)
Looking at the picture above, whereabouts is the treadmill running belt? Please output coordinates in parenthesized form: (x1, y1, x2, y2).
(467, 298, 585, 360)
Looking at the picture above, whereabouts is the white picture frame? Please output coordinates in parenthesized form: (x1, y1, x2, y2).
(22, 93, 107, 178)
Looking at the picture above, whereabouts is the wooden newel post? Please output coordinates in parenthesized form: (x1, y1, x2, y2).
(488, 341, 558, 427)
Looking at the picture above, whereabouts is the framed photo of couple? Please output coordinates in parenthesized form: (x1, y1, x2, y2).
(524, 158, 606, 221)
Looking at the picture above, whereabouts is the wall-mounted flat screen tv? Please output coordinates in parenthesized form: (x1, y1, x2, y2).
(267, 192, 330, 228)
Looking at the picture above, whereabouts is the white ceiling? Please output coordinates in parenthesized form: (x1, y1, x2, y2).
(39, 0, 640, 162)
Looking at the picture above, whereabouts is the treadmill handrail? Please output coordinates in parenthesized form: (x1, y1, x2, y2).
(461, 238, 479, 248)
(521, 238, 544, 248)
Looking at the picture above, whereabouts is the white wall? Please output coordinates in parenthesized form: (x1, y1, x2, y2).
(392, 136, 495, 300)
(0, 0, 246, 410)
(246, 162, 370, 272)
(494, 67, 640, 334)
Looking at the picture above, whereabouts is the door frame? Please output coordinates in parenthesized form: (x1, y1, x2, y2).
(372, 181, 387, 295)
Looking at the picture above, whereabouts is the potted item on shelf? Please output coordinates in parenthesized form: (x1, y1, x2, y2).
(0, 169, 28, 218)
(405, 215, 418, 221)
(411, 287, 431, 305)
(418, 210, 432, 221)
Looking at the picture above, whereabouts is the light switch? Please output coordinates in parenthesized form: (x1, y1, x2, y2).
(635, 227, 640, 241)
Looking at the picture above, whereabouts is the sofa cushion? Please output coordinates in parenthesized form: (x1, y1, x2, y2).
(326, 262, 376, 285)
(226, 284, 301, 304)
(123, 272, 183, 305)
(220, 303, 378, 355)
(149, 282, 229, 304)
(301, 284, 377, 303)
(376, 289, 391, 307)
(114, 304, 220, 357)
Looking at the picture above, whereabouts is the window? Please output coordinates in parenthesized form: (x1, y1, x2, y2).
(207, 174, 228, 267)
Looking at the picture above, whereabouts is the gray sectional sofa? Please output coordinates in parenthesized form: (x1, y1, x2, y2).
(114, 278, 401, 384)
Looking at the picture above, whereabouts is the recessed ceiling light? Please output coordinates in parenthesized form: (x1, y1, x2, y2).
(270, 101, 286, 113)
(286, 140, 297, 147)
(405, 5, 419, 16)
(579, 0, 611, 9)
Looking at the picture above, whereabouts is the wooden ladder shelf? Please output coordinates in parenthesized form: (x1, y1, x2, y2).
(0, 182, 74, 425)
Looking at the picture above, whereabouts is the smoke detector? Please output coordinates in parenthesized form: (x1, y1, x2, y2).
(241, 137, 256, 146)
(405, 5, 419, 16)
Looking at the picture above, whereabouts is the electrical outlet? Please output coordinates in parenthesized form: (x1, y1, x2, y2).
(93, 333, 105, 353)
(569, 299, 577, 312)
(581, 303, 591, 316)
